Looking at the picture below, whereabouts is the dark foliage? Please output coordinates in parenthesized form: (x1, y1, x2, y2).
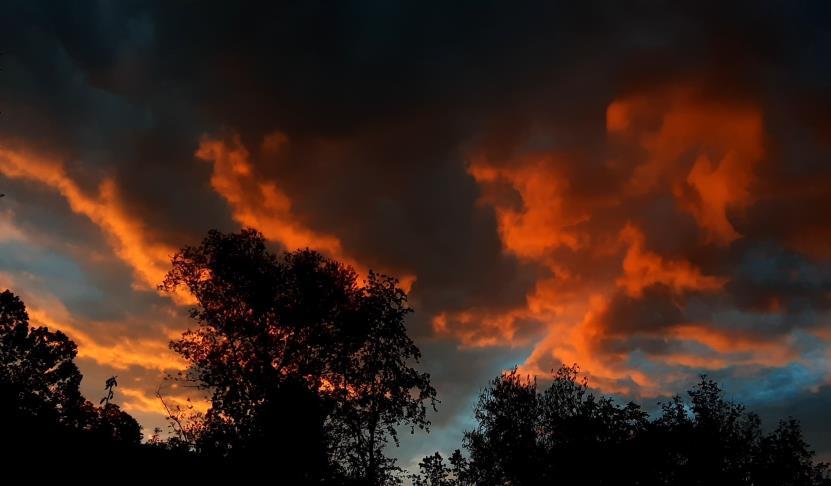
(0, 289, 150, 474)
(415, 365, 831, 486)
(0, 290, 141, 441)
(0, 289, 87, 424)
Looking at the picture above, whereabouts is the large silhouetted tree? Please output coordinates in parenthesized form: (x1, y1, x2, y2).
(161, 228, 436, 484)
(414, 365, 831, 486)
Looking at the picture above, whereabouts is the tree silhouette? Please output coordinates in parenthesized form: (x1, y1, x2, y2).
(463, 369, 541, 485)
(0, 289, 143, 473)
(0, 289, 87, 424)
(417, 365, 831, 486)
(754, 419, 831, 486)
(88, 401, 142, 444)
(160, 228, 436, 484)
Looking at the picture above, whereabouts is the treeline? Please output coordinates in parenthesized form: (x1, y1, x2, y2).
(0, 228, 828, 485)
(411, 367, 831, 486)
(0, 289, 187, 471)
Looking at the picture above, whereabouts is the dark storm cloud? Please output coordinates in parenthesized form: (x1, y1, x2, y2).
(727, 242, 831, 315)
(600, 285, 686, 336)
(6, 0, 830, 318)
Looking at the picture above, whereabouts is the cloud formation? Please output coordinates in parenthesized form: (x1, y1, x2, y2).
(0, 145, 187, 301)
(196, 133, 344, 256)
(444, 86, 830, 399)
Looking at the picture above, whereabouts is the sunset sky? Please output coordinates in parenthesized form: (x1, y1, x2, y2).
(2, 1, 831, 469)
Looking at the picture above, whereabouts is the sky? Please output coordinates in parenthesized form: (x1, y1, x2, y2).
(1, 0, 831, 470)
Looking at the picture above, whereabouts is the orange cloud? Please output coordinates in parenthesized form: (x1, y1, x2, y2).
(432, 308, 531, 348)
(433, 87, 788, 398)
(468, 154, 590, 259)
(682, 151, 756, 244)
(0, 271, 188, 423)
(196, 132, 416, 291)
(196, 133, 344, 255)
(610, 88, 764, 244)
(120, 385, 210, 417)
(0, 278, 186, 373)
(0, 144, 191, 303)
(617, 223, 727, 298)
(667, 324, 797, 368)
(519, 294, 663, 397)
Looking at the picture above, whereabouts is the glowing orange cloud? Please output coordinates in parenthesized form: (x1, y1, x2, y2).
(0, 270, 188, 423)
(667, 324, 797, 368)
(683, 151, 756, 244)
(519, 294, 664, 397)
(196, 133, 344, 256)
(196, 132, 416, 291)
(435, 87, 784, 398)
(609, 88, 764, 244)
(120, 386, 210, 416)
(617, 223, 727, 298)
(0, 144, 191, 303)
(468, 154, 590, 259)
(0, 275, 187, 373)
(432, 308, 533, 348)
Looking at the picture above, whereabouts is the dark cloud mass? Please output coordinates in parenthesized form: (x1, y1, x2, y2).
(1, 0, 830, 469)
